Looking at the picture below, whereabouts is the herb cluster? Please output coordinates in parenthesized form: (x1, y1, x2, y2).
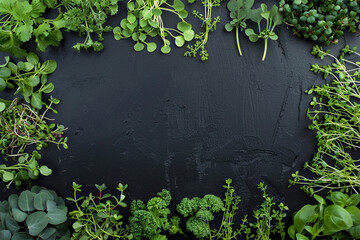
(290, 45, 360, 195)
(279, 0, 360, 45)
(225, 1, 283, 60)
(113, 0, 194, 54)
(184, 0, 224, 61)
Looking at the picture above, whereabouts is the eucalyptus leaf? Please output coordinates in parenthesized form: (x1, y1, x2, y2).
(26, 212, 49, 236)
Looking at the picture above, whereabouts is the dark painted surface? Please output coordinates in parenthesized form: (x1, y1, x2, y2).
(0, 0, 359, 231)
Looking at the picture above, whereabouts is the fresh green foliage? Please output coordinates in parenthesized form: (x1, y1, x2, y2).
(177, 192, 224, 238)
(62, 0, 122, 52)
(0, 186, 70, 240)
(239, 182, 288, 240)
(244, 3, 283, 61)
(184, 0, 224, 61)
(211, 179, 242, 240)
(289, 45, 360, 195)
(0, 54, 57, 110)
(225, 0, 254, 56)
(129, 189, 183, 240)
(288, 192, 360, 240)
(67, 182, 131, 240)
(0, 151, 53, 189)
(0, 98, 67, 156)
(0, 0, 65, 57)
(279, 0, 360, 45)
(113, 0, 194, 54)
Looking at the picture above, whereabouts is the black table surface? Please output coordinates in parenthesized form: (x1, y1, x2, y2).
(1, 0, 359, 229)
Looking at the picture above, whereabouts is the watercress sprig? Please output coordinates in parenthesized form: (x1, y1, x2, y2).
(0, 54, 57, 110)
(113, 0, 194, 54)
(245, 3, 283, 61)
(225, 0, 254, 56)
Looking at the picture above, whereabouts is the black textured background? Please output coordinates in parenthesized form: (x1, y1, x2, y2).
(1, 0, 359, 233)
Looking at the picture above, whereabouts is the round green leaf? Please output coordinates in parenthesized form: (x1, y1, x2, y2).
(39, 166, 52, 176)
(175, 36, 185, 47)
(40, 60, 57, 74)
(28, 76, 40, 87)
(47, 209, 67, 225)
(142, 8, 153, 19)
(41, 83, 54, 94)
(0, 230, 11, 240)
(0, 68, 11, 78)
(39, 227, 56, 239)
(31, 93, 42, 110)
(18, 190, 35, 212)
(132, 32, 139, 41)
(134, 43, 145, 51)
(177, 21, 192, 32)
(26, 212, 49, 236)
(148, 20, 159, 28)
(178, 9, 188, 18)
(140, 19, 148, 28)
(183, 30, 195, 41)
(8, 194, 19, 208)
(24, 62, 34, 71)
(12, 232, 33, 240)
(12, 208, 28, 222)
(34, 192, 52, 210)
(161, 45, 171, 54)
(0, 102, 5, 112)
(147, 42, 157, 52)
(173, 0, 185, 11)
(127, 13, 136, 24)
(5, 214, 19, 234)
(139, 33, 147, 42)
(2, 171, 14, 182)
(113, 27, 122, 40)
(0, 77, 6, 91)
(225, 23, 234, 32)
(26, 53, 39, 65)
(152, 8, 162, 16)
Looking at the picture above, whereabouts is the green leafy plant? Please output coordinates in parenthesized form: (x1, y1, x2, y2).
(113, 0, 194, 54)
(0, 186, 70, 240)
(238, 182, 288, 240)
(225, 0, 254, 56)
(0, 150, 53, 189)
(129, 189, 183, 239)
(0, 0, 65, 57)
(177, 193, 224, 239)
(279, 0, 360, 45)
(244, 3, 283, 61)
(0, 54, 57, 110)
(0, 98, 67, 156)
(67, 182, 131, 240)
(184, 0, 224, 61)
(62, 0, 122, 52)
(288, 192, 360, 240)
(289, 45, 360, 195)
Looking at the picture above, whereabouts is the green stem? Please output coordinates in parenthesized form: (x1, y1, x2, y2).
(236, 27, 242, 56)
(262, 38, 268, 61)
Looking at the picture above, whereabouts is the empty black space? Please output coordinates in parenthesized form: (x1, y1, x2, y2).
(1, 0, 359, 237)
